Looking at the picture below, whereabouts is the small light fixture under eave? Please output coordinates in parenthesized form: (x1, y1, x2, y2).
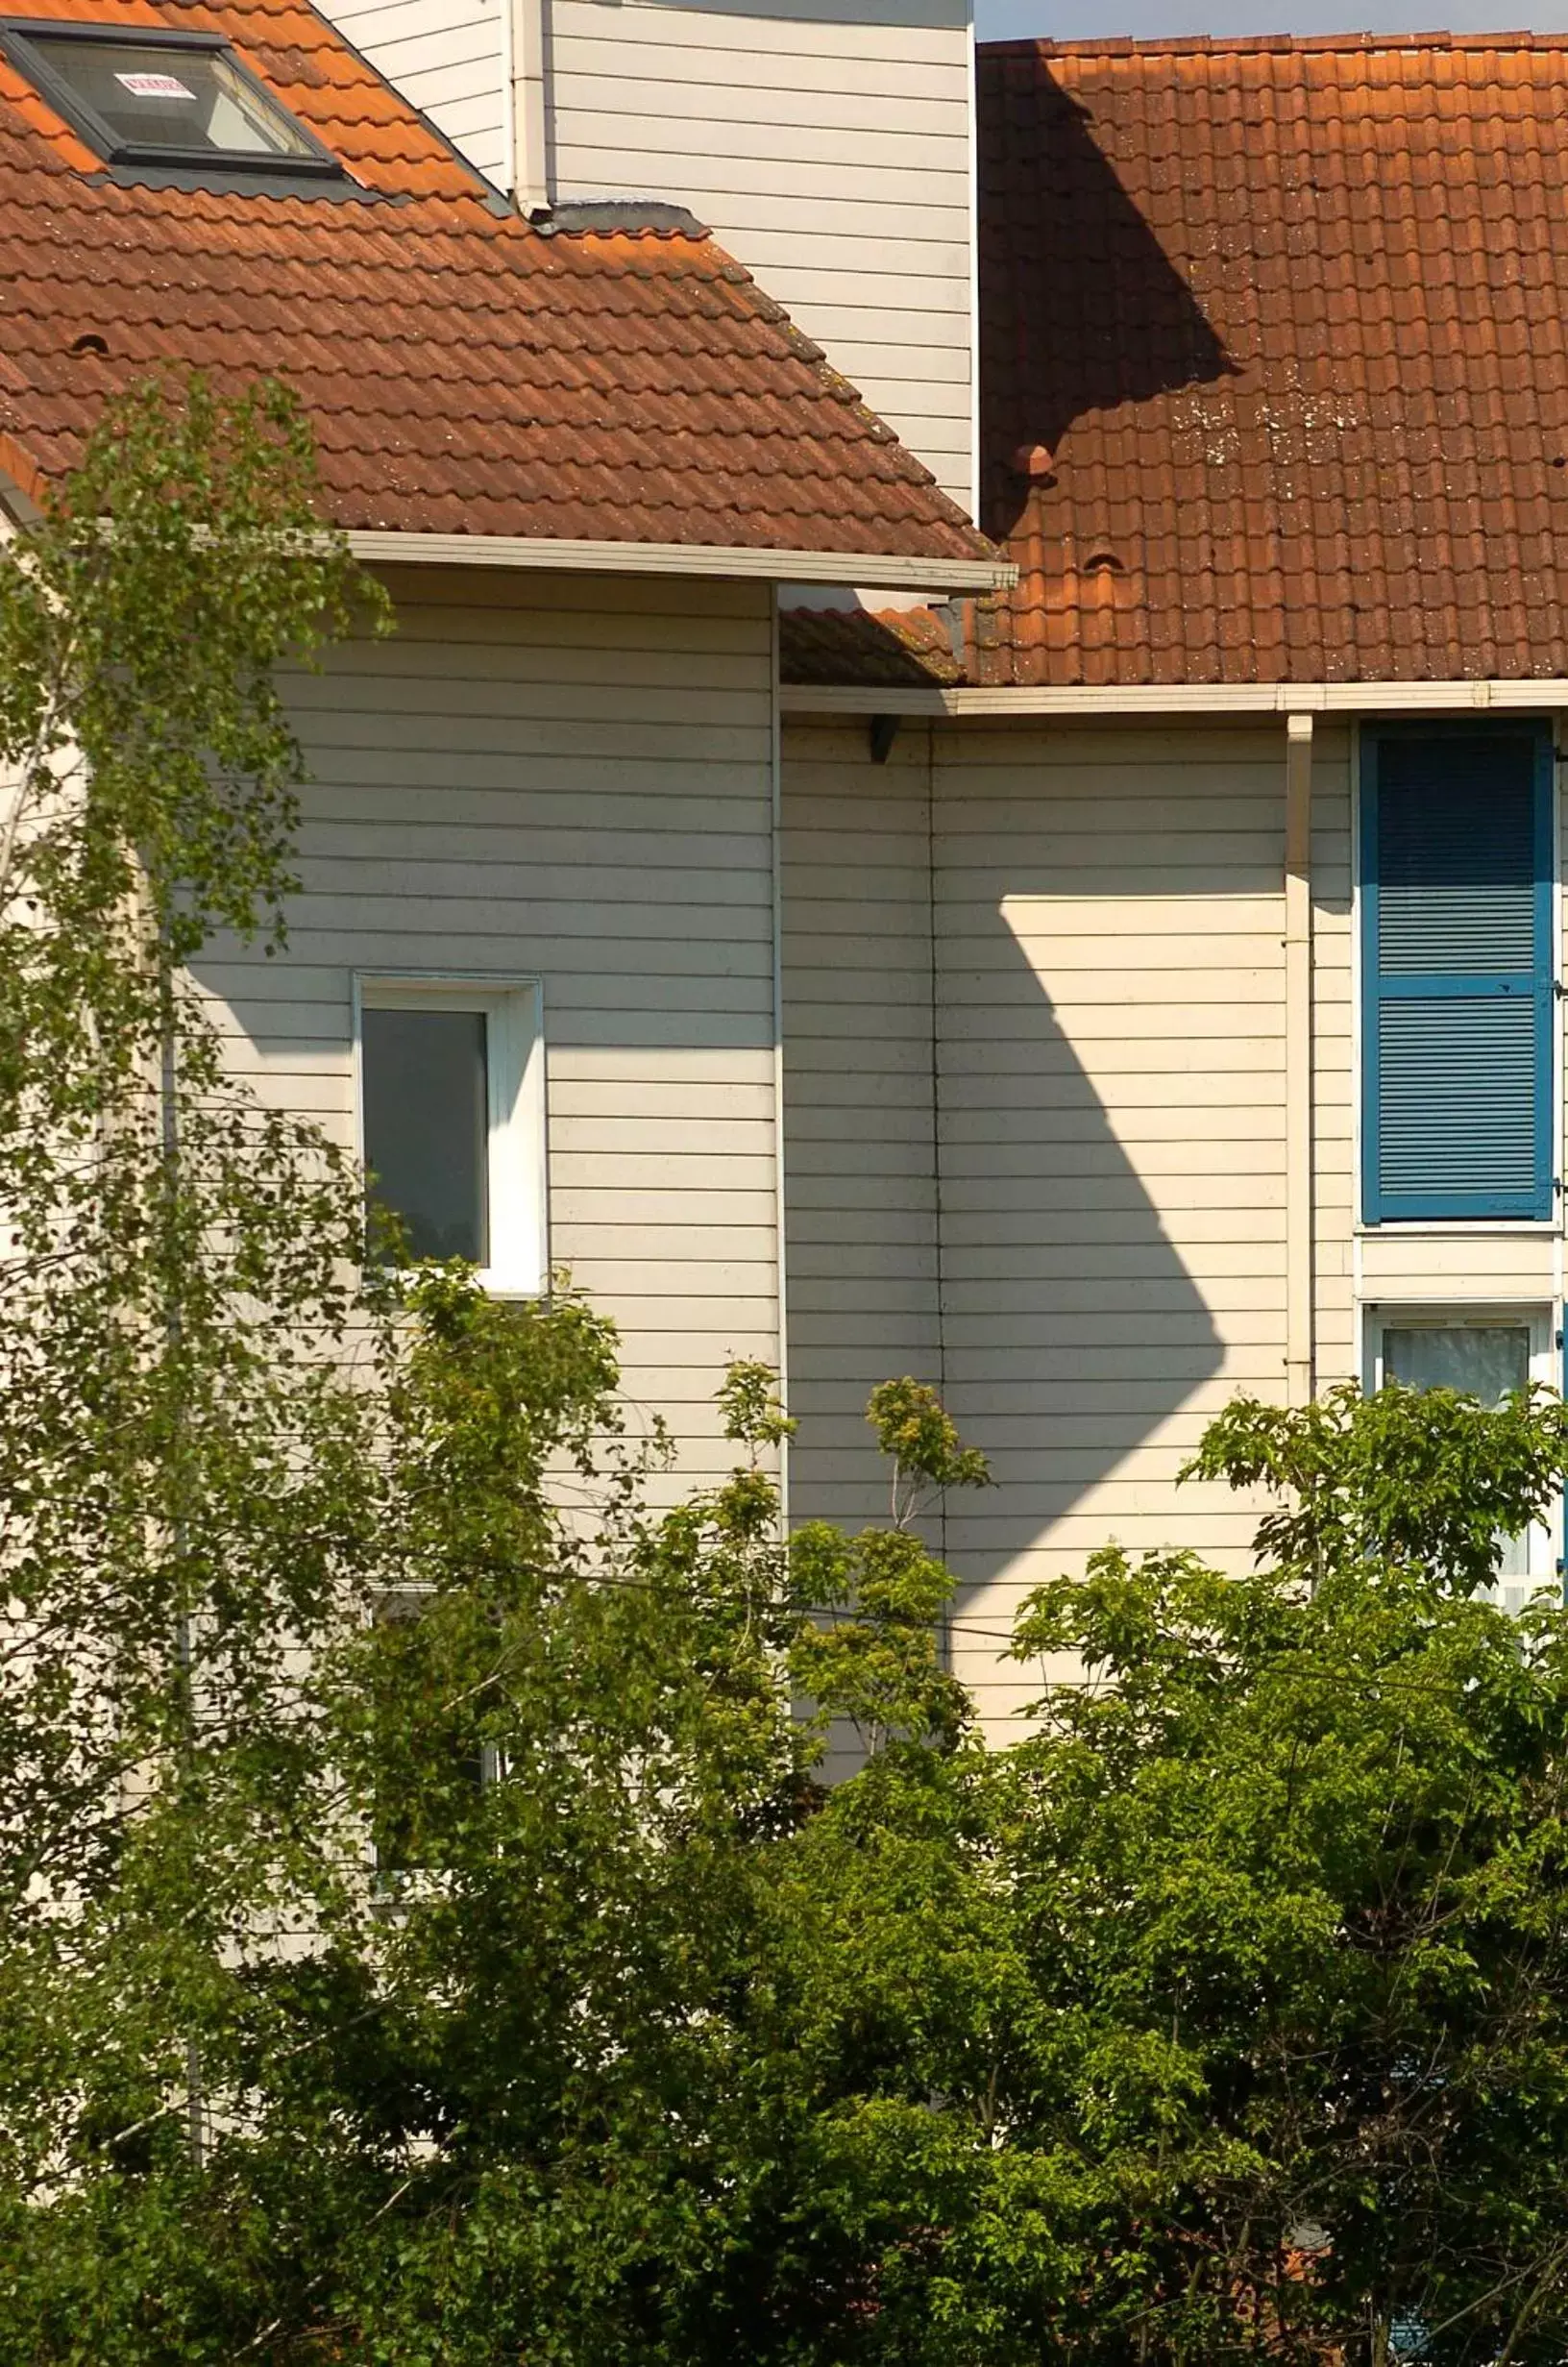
(0, 19, 344, 180)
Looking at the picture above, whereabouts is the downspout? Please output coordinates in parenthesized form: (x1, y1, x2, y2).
(506, 0, 551, 215)
(965, 10, 981, 524)
(1285, 713, 1315, 1406)
(772, 586, 791, 1520)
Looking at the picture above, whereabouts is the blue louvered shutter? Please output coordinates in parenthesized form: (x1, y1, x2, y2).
(1361, 726, 1555, 1221)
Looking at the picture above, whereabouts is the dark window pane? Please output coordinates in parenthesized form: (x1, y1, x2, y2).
(26, 37, 324, 162)
(362, 1007, 489, 1266)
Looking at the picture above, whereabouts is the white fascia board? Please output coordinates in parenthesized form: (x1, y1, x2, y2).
(779, 678, 1568, 718)
(344, 530, 1015, 595)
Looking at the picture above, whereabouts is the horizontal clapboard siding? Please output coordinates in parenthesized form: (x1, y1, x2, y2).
(932, 723, 1286, 1727)
(781, 722, 942, 1526)
(201, 569, 780, 1490)
(1360, 1230, 1559, 1301)
(785, 708, 1568, 1741)
(312, 0, 509, 185)
(549, 0, 976, 511)
(1360, 726, 1555, 1223)
(780, 718, 1297, 1736)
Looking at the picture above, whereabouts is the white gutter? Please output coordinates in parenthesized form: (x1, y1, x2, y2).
(346, 530, 1016, 594)
(780, 678, 1568, 717)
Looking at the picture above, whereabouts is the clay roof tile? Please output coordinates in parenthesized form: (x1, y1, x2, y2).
(0, 0, 994, 567)
(973, 33, 1568, 683)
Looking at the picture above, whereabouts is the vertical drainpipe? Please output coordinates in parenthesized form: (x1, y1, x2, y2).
(1285, 711, 1316, 1407)
(772, 586, 791, 1521)
(506, 0, 551, 215)
(965, 8, 981, 526)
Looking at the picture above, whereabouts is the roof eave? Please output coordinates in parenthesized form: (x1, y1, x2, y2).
(346, 528, 1016, 594)
(780, 679, 1568, 717)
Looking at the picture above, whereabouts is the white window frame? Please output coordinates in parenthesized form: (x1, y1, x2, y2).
(1362, 1302, 1560, 1599)
(353, 974, 547, 1299)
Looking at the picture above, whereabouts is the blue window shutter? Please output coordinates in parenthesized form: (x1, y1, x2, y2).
(1361, 725, 1555, 1222)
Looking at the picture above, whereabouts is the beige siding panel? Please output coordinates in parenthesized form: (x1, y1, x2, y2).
(1359, 1234, 1558, 1301)
(785, 709, 1568, 1731)
(312, 0, 508, 185)
(780, 722, 941, 1524)
(549, 1, 977, 510)
(930, 721, 1289, 1726)
(201, 572, 779, 1494)
(779, 718, 1294, 1730)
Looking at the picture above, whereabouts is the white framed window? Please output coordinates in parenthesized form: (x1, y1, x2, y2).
(1364, 1304, 1559, 1613)
(354, 974, 546, 1298)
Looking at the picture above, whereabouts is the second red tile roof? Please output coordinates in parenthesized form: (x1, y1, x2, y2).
(976, 35, 1568, 685)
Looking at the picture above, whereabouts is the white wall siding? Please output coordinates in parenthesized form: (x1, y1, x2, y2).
(782, 719, 1299, 1737)
(783, 708, 1568, 1738)
(203, 569, 780, 1491)
(932, 722, 1292, 1731)
(781, 721, 942, 1524)
(312, 0, 510, 189)
(549, 1, 978, 514)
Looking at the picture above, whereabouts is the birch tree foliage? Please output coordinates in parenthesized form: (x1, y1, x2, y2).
(0, 375, 391, 2240)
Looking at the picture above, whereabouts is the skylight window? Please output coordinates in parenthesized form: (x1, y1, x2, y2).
(1, 23, 341, 177)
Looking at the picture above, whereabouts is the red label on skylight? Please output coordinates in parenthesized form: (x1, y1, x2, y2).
(114, 72, 196, 101)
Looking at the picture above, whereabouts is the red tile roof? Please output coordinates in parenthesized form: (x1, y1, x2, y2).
(0, 0, 994, 567)
(974, 35, 1568, 686)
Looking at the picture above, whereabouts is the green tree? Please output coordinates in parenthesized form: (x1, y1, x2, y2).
(9, 376, 1568, 2367)
(983, 1381, 1568, 2366)
(0, 373, 394, 2352)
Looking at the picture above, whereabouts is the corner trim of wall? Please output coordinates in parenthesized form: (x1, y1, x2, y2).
(506, 0, 551, 212)
(1286, 712, 1315, 1406)
(965, 12, 980, 525)
(771, 584, 791, 1519)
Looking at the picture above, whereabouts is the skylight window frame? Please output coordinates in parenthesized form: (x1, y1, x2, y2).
(0, 19, 343, 180)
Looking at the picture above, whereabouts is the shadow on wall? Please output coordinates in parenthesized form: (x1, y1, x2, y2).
(937, 876, 1237, 1632)
(780, 732, 1234, 1650)
(978, 54, 1237, 543)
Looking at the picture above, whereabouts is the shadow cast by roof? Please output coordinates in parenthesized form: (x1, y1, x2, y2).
(980, 49, 1237, 550)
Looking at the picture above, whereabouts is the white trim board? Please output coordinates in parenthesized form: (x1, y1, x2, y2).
(346, 530, 1015, 593)
(780, 678, 1568, 719)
